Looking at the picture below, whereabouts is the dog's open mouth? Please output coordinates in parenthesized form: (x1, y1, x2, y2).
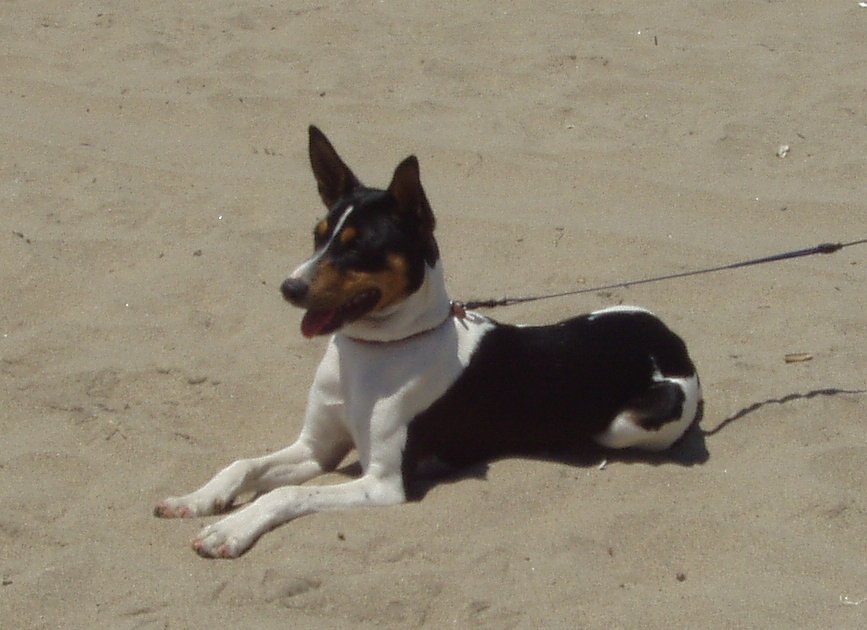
(300, 288, 382, 338)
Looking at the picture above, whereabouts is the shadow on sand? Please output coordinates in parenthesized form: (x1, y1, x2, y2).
(399, 387, 866, 500)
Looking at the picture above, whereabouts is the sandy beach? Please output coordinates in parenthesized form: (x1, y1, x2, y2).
(1, 1, 865, 628)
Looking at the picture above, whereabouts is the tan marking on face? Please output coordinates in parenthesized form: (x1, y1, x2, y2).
(315, 219, 329, 239)
(307, 261, 343, 306)
(306, 253, 412, 313)
(373, 253, 410, 310)
(339, 226, 357, 245)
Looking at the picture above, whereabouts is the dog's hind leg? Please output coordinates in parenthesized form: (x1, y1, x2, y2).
(594, 375, 701, 452)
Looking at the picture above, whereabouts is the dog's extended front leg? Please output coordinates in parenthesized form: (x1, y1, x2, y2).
(153, 437, 343, 518)
(155, 359, 351, 519)
(192, 472, 405, 558)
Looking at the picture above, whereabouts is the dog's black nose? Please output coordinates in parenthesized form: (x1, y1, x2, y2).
(280, 278, 308, 304)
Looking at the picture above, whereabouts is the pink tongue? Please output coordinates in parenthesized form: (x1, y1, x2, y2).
(301, 309, 338, 338)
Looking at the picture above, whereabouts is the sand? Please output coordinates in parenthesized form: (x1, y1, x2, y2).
(1, 1, 865, 628)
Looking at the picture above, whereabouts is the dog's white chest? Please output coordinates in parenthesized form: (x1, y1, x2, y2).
(327, 313, 494, 457)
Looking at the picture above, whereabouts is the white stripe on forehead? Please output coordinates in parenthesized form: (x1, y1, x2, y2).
(289, 204, 355, 281)
(329, 203, 356, 240)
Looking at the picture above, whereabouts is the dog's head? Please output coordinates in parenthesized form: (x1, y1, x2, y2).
(281, 126, 440, 338)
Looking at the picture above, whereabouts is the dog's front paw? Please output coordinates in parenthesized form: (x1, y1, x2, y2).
(153, 494, 231, 519)
(192, 514, 258, 559)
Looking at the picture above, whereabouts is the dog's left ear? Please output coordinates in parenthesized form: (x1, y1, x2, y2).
(387, 155, 436, 237)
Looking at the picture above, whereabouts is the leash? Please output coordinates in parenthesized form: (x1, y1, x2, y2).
(459, 238, 867, 310)
(703, 387, 867, 436)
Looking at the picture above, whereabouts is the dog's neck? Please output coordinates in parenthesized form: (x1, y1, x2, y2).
(339, 260, 452, 343)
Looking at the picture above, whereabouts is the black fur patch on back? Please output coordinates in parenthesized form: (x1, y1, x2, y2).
(401, 311, 696, 499)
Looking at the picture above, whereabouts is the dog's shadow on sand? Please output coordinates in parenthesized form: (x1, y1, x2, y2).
(390, 425, 710, 501)
(404, 401, 712, 500)
(396, 426, 709, 501)
(336, 387, 866, 501)
(373, 387, 867, 500)
(336, 423, 710, 502)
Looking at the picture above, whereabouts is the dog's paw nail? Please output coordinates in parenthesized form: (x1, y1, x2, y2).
(154, 499, 197, 518)
(154, 493, 231, 518)
(154, 502, 177, 518)
(192, 533, 242, 559)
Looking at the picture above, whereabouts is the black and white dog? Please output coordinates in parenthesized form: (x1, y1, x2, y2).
(155, 127, 702, 558)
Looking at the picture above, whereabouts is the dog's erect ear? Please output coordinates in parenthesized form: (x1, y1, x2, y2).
(308, 126, 361, 209)
(387, 155, 438, 265)
(387, 155, 436, 236)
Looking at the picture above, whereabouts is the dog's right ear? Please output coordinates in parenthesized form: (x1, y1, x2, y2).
(308, 126, 361, 209)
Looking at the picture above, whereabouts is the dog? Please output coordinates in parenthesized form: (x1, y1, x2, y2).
(154, 126, 702, 558)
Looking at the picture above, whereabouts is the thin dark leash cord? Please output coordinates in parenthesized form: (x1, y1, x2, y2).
(455, 237, 867, 437)
(458, 238, 867, 310)
(702, 387, 867, 436)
